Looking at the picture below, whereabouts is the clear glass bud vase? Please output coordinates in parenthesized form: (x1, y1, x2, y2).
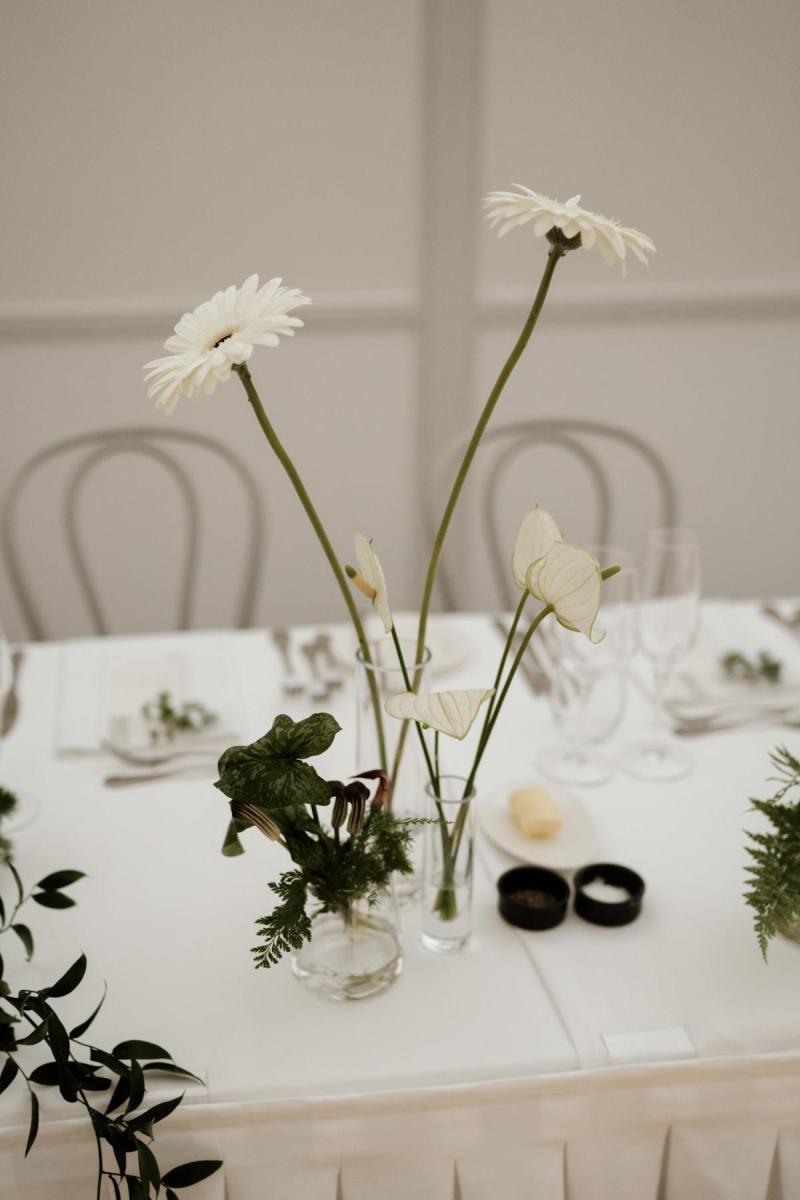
(356, 637, 431, 907)
(421, 776, 475, 954)
(291, 886, 402, 1001)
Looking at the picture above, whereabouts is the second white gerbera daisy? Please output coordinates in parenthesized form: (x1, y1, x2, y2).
(144, 274, 311, 412)
(484, 186, 655, 273)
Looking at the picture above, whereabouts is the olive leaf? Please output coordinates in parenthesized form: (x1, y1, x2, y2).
(215, 713, 340, 811)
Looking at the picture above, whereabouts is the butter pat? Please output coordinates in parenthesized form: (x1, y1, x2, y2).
(509, 786, 562, 839)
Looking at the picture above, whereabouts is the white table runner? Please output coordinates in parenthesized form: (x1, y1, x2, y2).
(2, 603, 800, 1197)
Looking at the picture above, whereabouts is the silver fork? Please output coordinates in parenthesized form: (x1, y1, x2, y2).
(271, 629, 305, 695)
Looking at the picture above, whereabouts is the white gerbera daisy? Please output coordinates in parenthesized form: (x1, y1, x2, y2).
(144, 274, 311, 412)
(484, 186, 655, 273)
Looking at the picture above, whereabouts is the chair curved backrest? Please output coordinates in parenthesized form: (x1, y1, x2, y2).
(1, 427, 265, 639)
(428, 418, 678, 610)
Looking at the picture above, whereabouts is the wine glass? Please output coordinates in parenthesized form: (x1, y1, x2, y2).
(619, 527, 700, 782)
(535, 548, 639, 787)
(0, 616, 39, 833)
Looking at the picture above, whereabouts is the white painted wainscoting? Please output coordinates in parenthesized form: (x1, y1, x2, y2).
(1, 0, 799, 640)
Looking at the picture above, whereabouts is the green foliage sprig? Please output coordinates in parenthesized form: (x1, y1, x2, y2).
(1, 855, 222, 1197)
(215, 713, 420, 967)
(744, 745, 800, 959)
(722, 650, 783, 685)
(0, 785, 17, 864)
(141, 691, 217, 744)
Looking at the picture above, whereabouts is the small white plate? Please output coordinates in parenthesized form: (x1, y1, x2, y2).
(479, 779, 597, 870)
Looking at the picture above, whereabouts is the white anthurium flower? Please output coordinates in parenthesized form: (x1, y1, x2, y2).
(526, 542, 605, 643)
(483, 186, 655, 274)
(144, 274, 311, 412)
(385, 688, 494, 741)
(353, 532, 393, 634)
(511, 506, 563, 590)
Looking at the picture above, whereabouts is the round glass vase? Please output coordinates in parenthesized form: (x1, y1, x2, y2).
(421, 776, 475, 954)
(356, 637, 431, 908)
(291, 886, 402, 1002)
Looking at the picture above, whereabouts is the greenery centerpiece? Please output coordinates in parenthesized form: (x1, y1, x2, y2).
(745, 746, 800, 957)
(143, 187, 653, 978)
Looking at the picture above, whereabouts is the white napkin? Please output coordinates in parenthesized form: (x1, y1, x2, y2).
(54, 631, 248, 755)
(666, 605, 800, 718)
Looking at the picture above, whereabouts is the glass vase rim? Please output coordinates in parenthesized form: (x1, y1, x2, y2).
(356, 638, 432, 673)
(424, 775, 476, 804)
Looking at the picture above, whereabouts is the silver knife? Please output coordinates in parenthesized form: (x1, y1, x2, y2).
(1, 649, 24, 737)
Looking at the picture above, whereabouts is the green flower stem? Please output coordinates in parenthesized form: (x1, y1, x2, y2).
(388, 627, 454, 878)
(234, 363, 387, 773)
(414, 247, 565, 672)
(389, 626, 438, 793)
(480, 591, 529, 743)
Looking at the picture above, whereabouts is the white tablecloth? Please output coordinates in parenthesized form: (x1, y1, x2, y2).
(2, 603, 800, 1197)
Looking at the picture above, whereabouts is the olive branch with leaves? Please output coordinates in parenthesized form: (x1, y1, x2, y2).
(0, 788, 222, 1199)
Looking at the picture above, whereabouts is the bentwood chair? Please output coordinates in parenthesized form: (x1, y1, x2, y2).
(1, 428, 265, 639)
(428, 418, 678, 611)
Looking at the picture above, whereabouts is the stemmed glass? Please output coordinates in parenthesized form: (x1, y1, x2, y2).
(535, 548, 639, 787)
(619, 528, 700, 782)
(0, 616, 38, 832)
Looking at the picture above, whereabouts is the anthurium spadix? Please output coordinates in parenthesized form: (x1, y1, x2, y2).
(350, 532, 393, 634)
(385, 688, 495, 741)
(511, 506, 563, 589)
(526, 542, 605, 643)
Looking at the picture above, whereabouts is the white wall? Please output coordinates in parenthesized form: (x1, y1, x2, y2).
(1, 0, 798, 640)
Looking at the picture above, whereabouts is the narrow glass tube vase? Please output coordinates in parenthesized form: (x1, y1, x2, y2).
(291, 886, 402, 1002)
(421, 776, 475, 954)
(356, 637, 431, 908)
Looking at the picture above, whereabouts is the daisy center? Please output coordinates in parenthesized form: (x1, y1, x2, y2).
(210, 328, 237, 350)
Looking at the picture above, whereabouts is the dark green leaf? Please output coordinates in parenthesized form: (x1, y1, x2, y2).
(35, 869, 85, 892)
(113, 1039, 172, 1061)
(69, 985, 107, 1039)
(215, 713, 340, 810)
(47, 1012, 70, 1065)
(165, 1192, 179, 1200)
(221, 818, 247, 857)
(17, 1019, 49, 1045)
(0, 1057, 19, 1095)
(11, 923, 33, 959)
(106, 1122, 130, 1171)
(47, 952, 87, 998)
(161, 1160, 224, 1187)
(24, 1090, 39, 1156)
(137, 1139, 161, 1192)
(105, 1073, 131, 1114)
(130, 1091, 184, 1129)
(125, 1177, 146, 1200)
(29, 1062, 61, 1087)
(109, 1177, 122, 1200)
(78, 1073, 111, 1092)
(142, 1061, 203, 1086)
(32, 890, 76, 909)
(8, 861, 24, 907)
(90, 1046, 131, 1076)
(126, 1059, 145, 1113)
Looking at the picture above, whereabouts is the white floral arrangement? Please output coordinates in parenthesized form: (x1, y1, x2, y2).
(144, 187, 653, 953)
